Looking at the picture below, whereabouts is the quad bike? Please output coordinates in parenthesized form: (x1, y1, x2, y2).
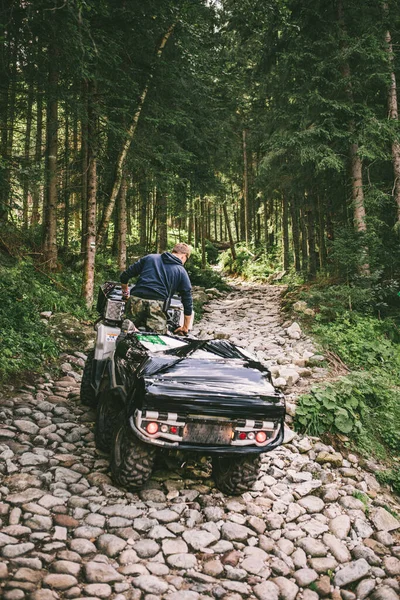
(80, 282, 286, 495)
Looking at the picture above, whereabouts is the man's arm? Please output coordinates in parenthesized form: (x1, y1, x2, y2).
(174, 314, 192, 335)
(120, 257, 145, 298)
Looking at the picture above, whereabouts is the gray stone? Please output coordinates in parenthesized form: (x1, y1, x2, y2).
(298, 495, 325, 513)
(69, 538, 97, 555)
(221, 522, 252, 541)
(298, 537, 327, 557)
(334, 558, 370, 587)
(329, 514, 351, 539)
(162, 539, 188, 556)
(2, 542, 35, 558)
(253, 581, 280, 600)
(182, 529, 217, 550)
(134, 539, 160, 558)
(322, 533, 351, 563)
(353, 518, 374, 538)
(96, 534, 127, 557)
(166, 553, 197, 569)
(371, 508, 400, 532)
(83, 583, 112, 598)
(309, 557, 338, 573)
(14, 420, 39, 435)
(43, 573, 78, 590)
(356, 579, 376, 600)
(293, 568, 318, 587)
(134, 575, 169, 594)
(84, 562, 124, 583)
(383, 556, 400, 576)
(273, 577, 299, 600)
(52, 561, 81, 577)
(371, 586, 400, 600)
(167, 592, 199, 600)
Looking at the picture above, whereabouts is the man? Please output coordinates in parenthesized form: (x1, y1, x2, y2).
(120, 243, 193, 335)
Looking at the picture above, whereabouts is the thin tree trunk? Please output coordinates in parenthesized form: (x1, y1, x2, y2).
(300, 203, 308, 274)
(117, 173, 127, 271)
(157, 187, 168, 252)
(317, 195, 327, 269)
(82, 81, 97, 307)
(43, 46, 59, 270)
(139, 180, 147, 248)
(31, 90, 43, 225)
(242, 129, 250, 245)
(223, 202, 236, 260)
(263, 198, 269, 251)
(307, 195, 317, 279)
(282, 195, 289, 270)
(290, 197, 301, 272)
(201, 198, 206, 268)
(63, 109, 70, 248)
(97, 24, 175, 245)
(23, 81, 34, 228)
(338, 0, 369, 273)
(81, 80, 88, 254)
(384, 21, 400, 222)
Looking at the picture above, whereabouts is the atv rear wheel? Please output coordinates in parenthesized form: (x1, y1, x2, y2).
(110, 415, 156, 491)
(95, 391, 122, 453)
(212, 454, 261, 495)
(80, 349, 96, 407)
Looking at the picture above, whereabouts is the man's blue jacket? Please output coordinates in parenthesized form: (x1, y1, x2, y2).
(120, 252, 193, 316)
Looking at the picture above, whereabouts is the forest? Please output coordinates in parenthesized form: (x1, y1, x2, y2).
(1, 1, 400, 485)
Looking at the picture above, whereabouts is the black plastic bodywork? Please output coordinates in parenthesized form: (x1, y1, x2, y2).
(115, 334, 286, 455)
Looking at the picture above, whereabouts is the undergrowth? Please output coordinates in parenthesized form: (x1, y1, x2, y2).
(291, 279, 400, 495)
(0, 236, 224, 382)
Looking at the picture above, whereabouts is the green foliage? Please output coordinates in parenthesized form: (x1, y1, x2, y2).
(295, 372, 400, 457)
(219, 246, 276, 281)
(376, 469, 400, 496)
(185, 248, 227, 290)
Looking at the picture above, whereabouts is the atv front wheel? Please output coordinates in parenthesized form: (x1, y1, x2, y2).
(212, 454, 261, 495)
(95, 391, 122, 453)
(80, 349, 96, 407)
(110, 415, 156, 491)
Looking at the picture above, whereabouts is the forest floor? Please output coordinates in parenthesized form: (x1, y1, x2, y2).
(0, 280, 399, 600)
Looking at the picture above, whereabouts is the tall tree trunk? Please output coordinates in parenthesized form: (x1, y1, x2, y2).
(43, 46, 59, 270)
(117, 173, 127, 271)
(300, 203, 308, 274)
(307, 194, 317, 279)
(80, 80, 88, 254)
(157, 187, 168, 252)
(82, 81, 97, 307)
(290, 197, 301, 272)
(139, 180, 147, 248)
(282, 195, 289, 270)
(384, 21, 400, 222)
(317, 195, 327, 269)
(201, 198, 206, 268)
(242, 129, 250, 245)
(63, 109, 70, 249)
(23, 81, 34, 228)
(223, 202, 236, 260)
(97, 24, 175, 245)
(263, 198, 269, 251)
(31, 90, 43, 225)
(338, 0, 369, 273)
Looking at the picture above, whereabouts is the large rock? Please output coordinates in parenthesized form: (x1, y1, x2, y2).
(253, 581, 280, 600)
(182, 529, 217, 550)
(329, 515, 351, 539)
(133, 575, 169, 595)
(221, 522, 252, 541)
(287, 323, 302, 340)
(273, 577, 299, 600)
(334, 558, 370, 587)
(84, 562, 124, 583)
(370, 508, 400, 532)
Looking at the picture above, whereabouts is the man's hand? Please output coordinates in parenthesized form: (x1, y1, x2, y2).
(121, 283, 129, 301)
(174, 326, 189, 336)
(174, 314, 191, 336)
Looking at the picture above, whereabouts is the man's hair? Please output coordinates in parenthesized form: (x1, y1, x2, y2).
(172, 242, 191, 257)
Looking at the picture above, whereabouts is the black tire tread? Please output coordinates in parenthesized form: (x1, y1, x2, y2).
(80, 349, 96, 407)
(95, 392, 122, 453)
(212, 454, 261, 495)
(110, 416, 156, 491)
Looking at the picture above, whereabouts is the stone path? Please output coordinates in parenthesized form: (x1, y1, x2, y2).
(0, 282, 399, 600)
